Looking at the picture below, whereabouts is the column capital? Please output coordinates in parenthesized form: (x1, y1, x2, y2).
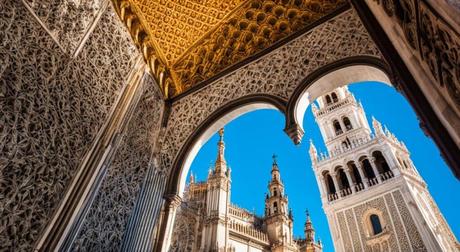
(164, 194, 182, 208)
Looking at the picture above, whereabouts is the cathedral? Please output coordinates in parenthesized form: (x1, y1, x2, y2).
(170, 129, 323, 252)
(309, 86, 459, 251)
(2, 0, 460, 251)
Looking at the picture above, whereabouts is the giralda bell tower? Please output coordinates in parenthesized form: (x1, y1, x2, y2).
(308, 86, 458, 251)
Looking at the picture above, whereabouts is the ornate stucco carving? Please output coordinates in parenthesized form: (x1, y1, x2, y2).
(112, 0, 349, 98)
(369, 0, 460, 111)
(22, 0, 108, 54)
(0, 2, 139, 250)
(72, 75, 164, 251)
(159, 10, 381, 178)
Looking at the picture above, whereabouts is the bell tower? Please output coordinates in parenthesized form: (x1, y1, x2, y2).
(309, 86, 459, 251)
(201, 128, 231, 251)
(265, 155, 297, 252)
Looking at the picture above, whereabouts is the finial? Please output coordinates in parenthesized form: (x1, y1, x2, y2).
(218, 128, 224, 140)
(272, 154, 278, 164)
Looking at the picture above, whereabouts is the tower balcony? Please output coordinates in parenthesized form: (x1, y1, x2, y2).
(327, 170, 395, 203)
(314, 94, 356, 117)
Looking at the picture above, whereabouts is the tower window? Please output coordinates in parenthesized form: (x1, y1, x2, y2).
(273, 202, 278, 213)
(325, 95, 332, 105)
(333, 120, 343, 135)
(331, 92, 338, 103)
(370, 214, 383, 235)
(343, 117, 353, 130)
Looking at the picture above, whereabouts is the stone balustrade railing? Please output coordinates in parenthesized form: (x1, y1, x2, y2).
(228, 221, 268, 243)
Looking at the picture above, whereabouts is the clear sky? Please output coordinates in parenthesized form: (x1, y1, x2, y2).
(187, 82, 460, 251)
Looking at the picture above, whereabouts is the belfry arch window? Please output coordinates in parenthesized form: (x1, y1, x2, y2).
(343, 117, 353, 130)
(331, 92, 338, 103)
(333, 120, 343, 135)
(372, 151, 391, 174)
(370, 214, 383, 235)
(273, 202, 278, 213)
(325, 173, 336, 194)
(325, 95, 332, 105)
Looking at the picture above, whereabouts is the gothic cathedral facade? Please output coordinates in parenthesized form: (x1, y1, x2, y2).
(309, 86, 459, 251)
(170, 129, 322, 252)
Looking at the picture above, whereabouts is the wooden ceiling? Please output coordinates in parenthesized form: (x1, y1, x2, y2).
(112, 0, 347, 99)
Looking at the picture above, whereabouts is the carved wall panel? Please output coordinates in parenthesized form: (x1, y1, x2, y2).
(384, 194, 411, 251)
(22, 0, 108, 53)
(169, 205, 199, 252)
(0, 2, 138, 250)
(369, 0, 460, 111)
(392, 191, 427, 251)
(72, 75, 164, 251)
(160, 10, 381, 178)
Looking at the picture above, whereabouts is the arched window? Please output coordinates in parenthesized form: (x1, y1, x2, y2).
(372, 151, 391, 174)
(337, 169, 350, 189)
(331, 92, 338, 103)
(342, 141, 349, 149)
(325, 173, 336, 194)
(361, 158, 376, 179)
(343, 117, 353, 130)
(273, 202, 278, 213)
(370, 214, 383, 235)
(325, 95, 332, 104)
(333, 120, 342, 135)
(273, 189, 277, 196)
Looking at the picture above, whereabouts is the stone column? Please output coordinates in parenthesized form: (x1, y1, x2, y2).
(370, 158, 382, 183)
(319, 176, 327, 198)
(344, 168, 356, 193)
(355, 162, 368, 188)
(330, 172, 340, 199)
(155, 194, 182, 252)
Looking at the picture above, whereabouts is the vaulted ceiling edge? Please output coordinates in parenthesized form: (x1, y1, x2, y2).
(112, 0, 348, 99)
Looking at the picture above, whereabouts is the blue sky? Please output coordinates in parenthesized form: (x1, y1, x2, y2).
(187, 82, 460, 251)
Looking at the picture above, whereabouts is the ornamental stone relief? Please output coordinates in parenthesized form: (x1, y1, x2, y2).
(392, 191, 427, 251)
(159, 10, 381, 178)
(371, 0, 460, 110)
(169, 206, 199, 252)
(0, 2, 138, 250)
(71, 75, 164, 251)
(384, 194, 411, 251)
(23, 0, 108, 53)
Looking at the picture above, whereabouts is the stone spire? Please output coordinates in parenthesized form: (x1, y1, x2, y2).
(271, 154, 281, 182)
(305, 209, 315, 243)
(372, 116, 384, 136)
(214, 128, 227, 175)
(189, 171, 195, 184)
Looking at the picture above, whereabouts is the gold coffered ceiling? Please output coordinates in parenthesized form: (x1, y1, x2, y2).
(113, 0, 347, 98)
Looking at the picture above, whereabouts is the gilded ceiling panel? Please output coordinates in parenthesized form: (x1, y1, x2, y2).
(131, 0, 245, 64)
(113, 0, 347, 98)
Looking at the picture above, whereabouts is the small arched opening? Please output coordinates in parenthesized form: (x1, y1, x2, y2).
(333, 120, 343, 136)
(360, 157, 376, 180)
(331, 92, 338, 103)
(370, 214, 383, 235)
(323, 171, 336, 195)
(343, 117, 353, 131)
(336, 167, 350, 190)
(347, 161, 362, 185)
(372, 151, 391, 175)
(325, 95, 332, 105)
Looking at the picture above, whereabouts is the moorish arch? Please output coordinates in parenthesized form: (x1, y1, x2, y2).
(285, 56, 392, 144)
